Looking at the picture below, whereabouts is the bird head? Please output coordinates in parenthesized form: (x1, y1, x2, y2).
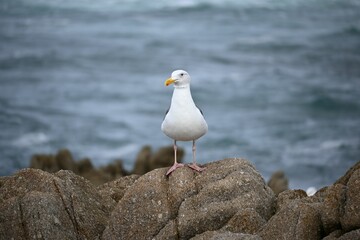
(165, 70, 190, 88)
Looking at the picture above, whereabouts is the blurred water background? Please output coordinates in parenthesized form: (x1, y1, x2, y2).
(1, 0, 360, 189)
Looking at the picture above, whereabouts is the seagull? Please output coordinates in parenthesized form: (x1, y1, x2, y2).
(161, 70, 208, 176)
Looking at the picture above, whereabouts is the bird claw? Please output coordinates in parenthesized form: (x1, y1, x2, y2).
(187, 163, 206, 172)
(166, 162, 185, 176)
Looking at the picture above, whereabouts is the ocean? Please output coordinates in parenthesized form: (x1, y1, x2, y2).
(1, 0, 359, 189)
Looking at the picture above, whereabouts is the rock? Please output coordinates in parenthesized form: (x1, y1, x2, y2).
(320, 184, 346, 235)
(132, 145, 185, 175)
(322, 230, 342, 240)
(29, 146, 186, 185)
(77, 158, 94, 174)
(334, 161, 360, 186)
(102, 158, 275, 240)
(101, 159, 126, 178)
(338, 229, 360, 240)
(30, 149, 78, 174)
(148, 145, 185, 173)
(222, 208, 266, 234)
(267, 170, 289, 195)
(340, 168, 360, 232)
(97, 174, 140, 203)
(0, 168, 115, 239)
(81, 168, 113, 186)
(276, 189, 307, 212)
(259, 200, 322, 240)
(133, 145, 152, 175)
(30, 154, 57, 173)
(0, 191, 77, 240)
(190, 231, 262, 240)
(55, 148, 77, 173)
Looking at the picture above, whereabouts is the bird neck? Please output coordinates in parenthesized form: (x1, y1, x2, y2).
(171, 86, 196, 107)
(174, 83, 190, 89)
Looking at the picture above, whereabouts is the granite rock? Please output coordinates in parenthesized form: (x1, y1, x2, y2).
(3, 156, 360, 240)
(102, 158, 275, 240)
(190, 231, 262, 240)
(97, 174, 140, 203)
(0, 169, 114, 239)
(259, 200, 323, 240)
(276, 189, 307, 212)
(340, 168, 360, 232)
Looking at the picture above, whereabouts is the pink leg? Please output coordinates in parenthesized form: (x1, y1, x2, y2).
(188, 140, 206, 172)
(166, 140, 184, 176)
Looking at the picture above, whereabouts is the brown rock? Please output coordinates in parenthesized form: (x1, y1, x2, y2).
(30, 154, 57, 173)
(132, 145, 185, 175)
(80, 168, 113, 186)
(97, 174, 140, 203)
(338, 229, 360, 240)
(322, 229, 342, 240)
(0, 191, 78, 239)
(133, 145, 152, 175)
(102, 159, 126, 178)
(259, 200, 322, 240)
(55, 148, 77, 173)
(0, 168, 115, 239)
(222, 208, 266, 234)
(149, 146, 185, 172)
(276, 189, 307, 212)
(341, 168, 360, 231)
(30, 148, 78, 174)
(320, 184, 346, 235)
(77, 158, 94, 174)
(267, 170, 289, 195)
(334, 161, 360, 185)
(102, 158, 275, 240)
(190, 231, 262, 240)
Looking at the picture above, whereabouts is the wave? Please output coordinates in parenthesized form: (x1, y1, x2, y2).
(12, 132, 49, 147)
(19, 0, 360, 13)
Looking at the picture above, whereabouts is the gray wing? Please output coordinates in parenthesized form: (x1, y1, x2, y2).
(163, 106, 170, 120)
(196, 105, 204, 116)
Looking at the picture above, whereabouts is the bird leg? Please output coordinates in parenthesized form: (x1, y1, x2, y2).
(188, 140, 206, 172)
(166, 140, 184, 176)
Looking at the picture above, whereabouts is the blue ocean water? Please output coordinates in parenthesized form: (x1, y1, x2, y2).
(0, 0, 359, 189)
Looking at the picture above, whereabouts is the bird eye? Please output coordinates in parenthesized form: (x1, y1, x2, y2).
(180, 73, 184, 77)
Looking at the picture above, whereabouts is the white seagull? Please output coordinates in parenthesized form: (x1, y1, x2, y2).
(161, 70, 208, 175)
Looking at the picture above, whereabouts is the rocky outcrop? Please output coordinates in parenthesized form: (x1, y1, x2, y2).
(267, 170, 289, 195)
(0, 169, 115, 239)
(102, 158, 275, 239)
(259, 161, 360, 240)
(2, 158, 360, 239)
(132, 145, 185, 175)
(30, 146, 184, 185)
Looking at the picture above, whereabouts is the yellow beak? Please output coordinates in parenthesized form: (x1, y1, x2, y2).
(165, 77, 175, 86)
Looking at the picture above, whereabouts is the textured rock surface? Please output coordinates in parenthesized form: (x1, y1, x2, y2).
(276, 189, 307, 211)
(260, 161, 360, 240)
(0, 169, 114, 239)
(2, 158, 360, 240)
(222, 208, 266, 234)
(320, 184, 346, 235)
(259, 200, 323, 240)
(102, 158, 275, 239)
(97, 174, 140, 203)
(340, 168, 360, 231)
(190, 231, 262, 240)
